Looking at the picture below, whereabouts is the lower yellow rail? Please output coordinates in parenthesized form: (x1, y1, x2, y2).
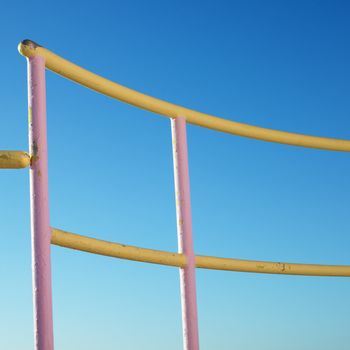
(51, 228, 350, 277)
(0, 151, 30, 169)
(51, 228, 185, 267)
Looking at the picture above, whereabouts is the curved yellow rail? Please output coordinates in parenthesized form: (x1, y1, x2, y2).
(19, 40, 350, 152)
(51, 228, 350, 277)
(0, 151, 30, 169)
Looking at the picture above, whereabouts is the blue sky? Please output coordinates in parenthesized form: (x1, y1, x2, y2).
(1, 1, 350, 349)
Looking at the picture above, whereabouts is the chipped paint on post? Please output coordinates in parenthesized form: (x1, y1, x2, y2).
(28, 106, 32, 124)
(27, 53, 54, 350)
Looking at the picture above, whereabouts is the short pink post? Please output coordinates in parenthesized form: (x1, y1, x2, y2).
(27, 52, 54, 350)
(171, 117, 199, 350)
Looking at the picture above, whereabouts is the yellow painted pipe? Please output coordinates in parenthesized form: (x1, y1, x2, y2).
(51, 228, 350, 277)
(19, 40, 350, 152)
(195, 255, 350, 276)
(51, 228, 186, 267)
(0, 151, 31, 169)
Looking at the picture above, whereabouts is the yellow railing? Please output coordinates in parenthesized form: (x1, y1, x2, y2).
(19, 40, 350, 152)
(0, 151, 30, 169)
(52, 228, 350, 277)
(18, 39, 350, 278)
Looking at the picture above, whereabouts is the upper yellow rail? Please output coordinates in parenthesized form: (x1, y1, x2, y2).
(0, 151, 30, 169)
(18, 40, 350, 152)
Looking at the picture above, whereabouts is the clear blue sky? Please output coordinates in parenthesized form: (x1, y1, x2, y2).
(1, 1, 350, 349)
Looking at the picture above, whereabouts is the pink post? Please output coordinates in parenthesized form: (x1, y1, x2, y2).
(171, 117, 199, 350)
(27, 51, 54, 350)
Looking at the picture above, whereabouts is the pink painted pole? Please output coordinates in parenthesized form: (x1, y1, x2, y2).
(171, 117, 200, 350)
(27, 51, 54, 350)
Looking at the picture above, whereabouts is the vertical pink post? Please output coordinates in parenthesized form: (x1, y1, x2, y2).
(171, 117, 199, 350)
(27, 48, 54, 350)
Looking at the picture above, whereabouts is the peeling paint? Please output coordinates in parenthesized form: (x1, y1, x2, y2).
(0, 154, 10, 160)
(32, 140, 39, 155)
(28, 106, 32, 124)
(31, 141, 39, 164)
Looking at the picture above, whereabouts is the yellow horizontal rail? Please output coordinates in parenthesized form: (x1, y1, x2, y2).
(0, 151, 30, 169)
(19, 40, 350, 152)
(51, 228, 350, 277)
(52, 228, 186, 267)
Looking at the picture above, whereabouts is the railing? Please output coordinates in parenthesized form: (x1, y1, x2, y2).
(1, 39, 349, 350)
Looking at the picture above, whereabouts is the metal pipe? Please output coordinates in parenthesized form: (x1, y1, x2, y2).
(51, 228, 186, 267)
(0, 151, 30, 168)
(18, 40, 350, 152)
(51, 228, 350, 277)
(172, 117, 200, 350)
(27, 52, 54, 350)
